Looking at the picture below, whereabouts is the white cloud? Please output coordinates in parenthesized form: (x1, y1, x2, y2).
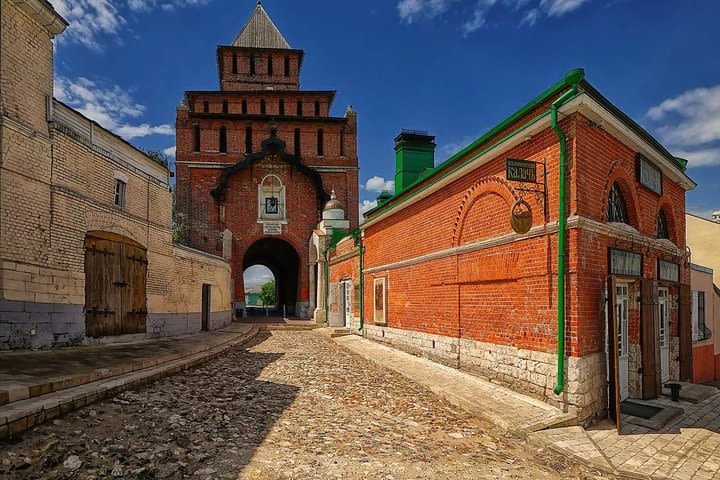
(646, 85, 720, 168)
(163, 146, 177, 158)
(399, 0, 590, 33)
(359, 199, 378, 218)
(364, 176, 395, 193)
(49, 0, 213, 49)
(243, 265, 274, 290)
(398, 0, 455, 23)
(54, 75, 174, 140)
(687, 207, 717, 220)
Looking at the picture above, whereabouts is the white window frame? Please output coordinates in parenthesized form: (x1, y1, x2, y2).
(257, 174, 286, 223)
(373, 276, 387, 325)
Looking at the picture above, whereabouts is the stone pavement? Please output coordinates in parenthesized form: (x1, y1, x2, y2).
(0, 330, 612, 479)
(0, 323, 258, 440)
(529, 393, 720, 479)
(333, 333, 577, 435)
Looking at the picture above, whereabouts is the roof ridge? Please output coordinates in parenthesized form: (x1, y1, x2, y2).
(232, 1, 291, 49)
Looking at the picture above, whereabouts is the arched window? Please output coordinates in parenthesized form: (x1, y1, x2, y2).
(340, 129, 345, 157)
(245, 126, 252, 154)
(231, 53, 238, 74)
(284, 56, 290, 76)
(314, 100, 320, 117)
(607, 182, 629, 224)
(222, 100, 228, 114)
(203, 100, 209, 113)
(219, 126, 227, 153)
(317, 128, 324, 157)
(294, 128, 301, 157)
(260, 99, 266, 115)
(193, 124, 200, 153)
(279, 99, 285, 116)
(267, 55, 273, 75)
(656, 209, 670, 239)
(258, 174, 285, 221)
(270, 127, 277, 137)
(241, 99, 247, 114)
(297, 100, 303, 116)
(250, 56, 256, 76)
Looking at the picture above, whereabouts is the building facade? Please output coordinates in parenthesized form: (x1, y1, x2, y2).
(175, 2, 359, 319)
(0, 0, 233, 350)
(327, 70, 696, 425)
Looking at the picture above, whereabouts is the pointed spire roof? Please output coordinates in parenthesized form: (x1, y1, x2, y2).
(232, 1, 291, 49)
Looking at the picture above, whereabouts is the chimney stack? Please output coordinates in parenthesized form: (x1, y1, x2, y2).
(394, 130, 435, 194)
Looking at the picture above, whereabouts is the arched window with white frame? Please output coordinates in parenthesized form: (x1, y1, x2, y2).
(258, 174, 286, 222)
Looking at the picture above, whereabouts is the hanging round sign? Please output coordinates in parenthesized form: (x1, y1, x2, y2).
(510, 198, 533, 234)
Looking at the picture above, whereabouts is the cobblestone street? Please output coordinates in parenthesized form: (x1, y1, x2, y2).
(1, 331, 613, 479)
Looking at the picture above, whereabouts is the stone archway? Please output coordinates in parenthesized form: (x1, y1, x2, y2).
(243, 237, 301, 317)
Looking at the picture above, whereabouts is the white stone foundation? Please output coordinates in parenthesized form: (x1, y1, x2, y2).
(361, 324, 607, 425)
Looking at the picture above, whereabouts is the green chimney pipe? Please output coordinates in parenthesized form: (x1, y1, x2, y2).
(552, 68, 584, 396)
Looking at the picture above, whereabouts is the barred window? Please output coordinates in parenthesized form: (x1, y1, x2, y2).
(114, 179, 126, 208)
(607, 182, 628, 224)
(656, 210, 669, 239)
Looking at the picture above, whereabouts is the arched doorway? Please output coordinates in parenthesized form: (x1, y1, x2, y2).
(243, 265, 276, 313)
(243, 238, 300, 316)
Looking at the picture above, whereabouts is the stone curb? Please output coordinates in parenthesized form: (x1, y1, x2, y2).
(332, 333, 577, 438)
(0, 324, 259, 441)
(527, 432, 656, 480)
(0, 328, 254, 407)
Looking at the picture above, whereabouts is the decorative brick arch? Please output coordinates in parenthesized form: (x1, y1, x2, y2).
(452, 176, 519, 246)
(601, 161, 640, 229)
(656, 195, 678, 245)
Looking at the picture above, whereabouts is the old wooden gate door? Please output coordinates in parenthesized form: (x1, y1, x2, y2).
(85, 232, 148, 337)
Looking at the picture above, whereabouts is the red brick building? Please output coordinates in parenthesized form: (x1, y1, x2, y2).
(175, 2, 358, 318)
(327, 69, 696, 425)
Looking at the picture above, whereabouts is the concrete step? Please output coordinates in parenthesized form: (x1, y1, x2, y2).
(0, 325, 259, 441)
(330, 329, 353, 338)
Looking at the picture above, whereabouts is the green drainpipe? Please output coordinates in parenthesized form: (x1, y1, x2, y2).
(552, 68, 585, 396)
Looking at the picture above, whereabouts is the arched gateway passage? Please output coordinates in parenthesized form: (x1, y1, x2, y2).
(243, 238, 300, 316)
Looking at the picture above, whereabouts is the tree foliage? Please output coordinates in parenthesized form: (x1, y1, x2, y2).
(259, 281, 276, 307)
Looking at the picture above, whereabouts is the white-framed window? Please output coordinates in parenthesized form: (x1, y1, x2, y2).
(373, 276, 387, 325)
(113, 172, 128, 208)
(257, 174, 286, 222)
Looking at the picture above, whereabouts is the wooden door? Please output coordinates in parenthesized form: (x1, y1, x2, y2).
(678, 284, 693, 381)
(607, 276, 621, 429)
(640, 279, 659, 399)
(201, 284, 211, 331)
(85, 233, 147, 337)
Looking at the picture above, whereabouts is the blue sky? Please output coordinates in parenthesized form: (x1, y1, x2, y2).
(51, 0, 720, 228)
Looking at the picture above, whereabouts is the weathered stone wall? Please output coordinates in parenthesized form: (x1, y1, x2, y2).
(0, 1, 233, 349)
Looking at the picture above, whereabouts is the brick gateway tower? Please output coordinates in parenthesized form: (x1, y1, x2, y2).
(175, 2, 359, 318)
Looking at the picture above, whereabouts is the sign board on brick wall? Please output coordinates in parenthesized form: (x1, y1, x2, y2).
(637, 155, 663, 196)
(506, 158, 538, 183)
(609, 248, 642, 277)
(658, 259, 679, 283)
(262, 222, 282, 235)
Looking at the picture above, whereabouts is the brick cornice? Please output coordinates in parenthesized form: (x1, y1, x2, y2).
(11, 0, 68, 37)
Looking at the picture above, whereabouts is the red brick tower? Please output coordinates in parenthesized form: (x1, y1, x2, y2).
(175, 1, 359, 318)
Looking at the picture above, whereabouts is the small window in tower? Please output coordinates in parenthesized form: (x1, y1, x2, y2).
(245, 126, 253, 154)
(241, 99, 247, 114)
(250, 56, 256, 76)
(271, 127, 277, 137)
(340, 130, 345, 157)
(317, 128, 324, 157)
(203, 100, 209, 113)
(294, 128, 301, 157)
(267, 55, 273, 75)
(232, 53, 238, 74)
(314, 100, 320, 117)
(114, 178, 127, 208)
(284, 56, 290, 77)
(193, 124, 200, 153)
(279, 99, 285, 115)
(260, 99, 266, 115)
(219, 126, 227, 154)
(297, 100, 303, 116)
(222, 100, 228, 114)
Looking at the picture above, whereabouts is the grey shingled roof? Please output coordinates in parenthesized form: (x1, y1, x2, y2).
(232, 2, 291, 49)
